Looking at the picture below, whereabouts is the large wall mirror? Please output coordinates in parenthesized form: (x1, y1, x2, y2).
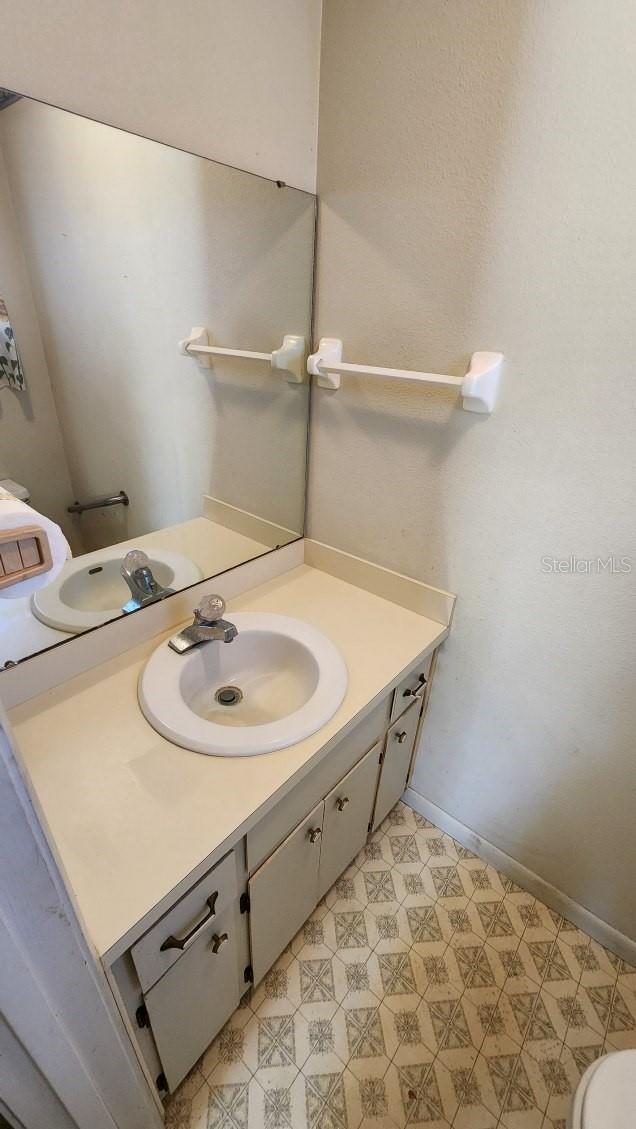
(0, 90, 315, 669)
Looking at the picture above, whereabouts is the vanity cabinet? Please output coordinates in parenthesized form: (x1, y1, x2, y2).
(248, 678, 427, 986)
(110, 649, 438, 1097)
(372, 699, 421, 830)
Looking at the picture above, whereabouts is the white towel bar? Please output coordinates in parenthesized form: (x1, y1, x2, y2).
(307, 338, 503, 414)
(179, 327, 306, 384)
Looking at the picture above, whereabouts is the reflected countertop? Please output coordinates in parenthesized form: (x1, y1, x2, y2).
(0, 516, 270, 665)
(108, 515, 271, 580)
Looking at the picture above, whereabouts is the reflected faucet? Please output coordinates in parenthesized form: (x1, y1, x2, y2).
(168, 594, 238, 654)
(121, 550, 174, 613)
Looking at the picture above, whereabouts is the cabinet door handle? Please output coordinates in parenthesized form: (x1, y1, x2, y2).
(210, 932, 229, 955)
(159, 892, 218, 952)
(403, 673, 427, 698)
(395, 730, 408, 744)
(308, 826, 322, 843)
(336, 796, 350, 812)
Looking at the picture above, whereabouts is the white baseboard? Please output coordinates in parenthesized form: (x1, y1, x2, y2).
(403, 786, 636, 967)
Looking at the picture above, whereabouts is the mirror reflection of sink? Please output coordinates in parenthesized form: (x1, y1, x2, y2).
(138, 612, 348, 756)
(31, 549, 202, 633)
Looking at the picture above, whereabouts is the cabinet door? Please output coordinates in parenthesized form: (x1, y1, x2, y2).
(249, 800, 324, 985)
(372, 700, 421, 830)
(318, 743, 382, 900)
(247, 696, 390, 874)
(143, 902, 241, 1092)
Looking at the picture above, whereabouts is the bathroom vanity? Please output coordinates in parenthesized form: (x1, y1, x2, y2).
(9, 542, 454, 1104)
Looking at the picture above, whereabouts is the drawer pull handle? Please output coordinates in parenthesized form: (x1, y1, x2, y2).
(403, 674, 427, 698)
(211, 932, 229, 954)
(336, 796, 350, 812)
(396, 730, 408, 744)
(308, 827, 322, 843)
(160, 892, 218, 952)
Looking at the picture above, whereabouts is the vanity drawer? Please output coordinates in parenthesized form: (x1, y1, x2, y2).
(390, 655, 433, 723)
(131, 850, 238, 994)
(246, 695, 390, 874)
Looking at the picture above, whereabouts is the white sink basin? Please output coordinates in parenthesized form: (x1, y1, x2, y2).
(31, 547, 201, 633)
(138, 612, 348, 756)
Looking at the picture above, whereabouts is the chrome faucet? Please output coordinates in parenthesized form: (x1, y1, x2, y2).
(121, 550, 174, 613)
(168, 594, 238, 654)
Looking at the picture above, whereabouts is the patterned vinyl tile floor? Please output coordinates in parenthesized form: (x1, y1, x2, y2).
(164, 801, 636, 1128)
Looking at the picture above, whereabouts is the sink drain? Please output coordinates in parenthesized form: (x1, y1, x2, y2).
(214, 685, 243, 707)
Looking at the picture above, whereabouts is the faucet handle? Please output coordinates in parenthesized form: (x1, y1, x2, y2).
(195, 594, 226, 624)
(122, 549, 150, 575)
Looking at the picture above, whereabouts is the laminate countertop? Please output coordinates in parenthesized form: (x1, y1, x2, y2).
(9, 562, 450, 959)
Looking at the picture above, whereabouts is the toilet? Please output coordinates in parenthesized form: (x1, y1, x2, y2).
(568, 1050, 636, 1128)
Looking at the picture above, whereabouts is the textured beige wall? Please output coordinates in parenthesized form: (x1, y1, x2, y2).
(0, 0, 322, 192)
(311, 1, 636, 937)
